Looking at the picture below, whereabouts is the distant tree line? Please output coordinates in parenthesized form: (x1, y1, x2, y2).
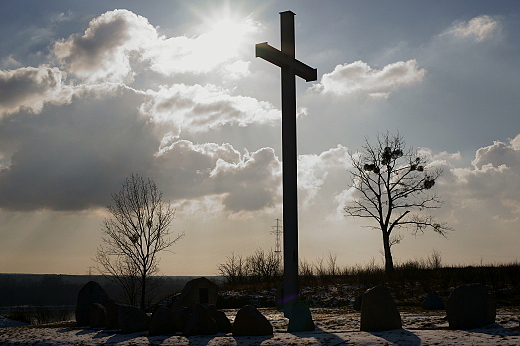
(0, 274, 201, 308)
(0, 275, 84, 307)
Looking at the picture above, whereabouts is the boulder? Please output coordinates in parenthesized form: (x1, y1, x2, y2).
(148, 306, 176, 336)
(88, 303, 106, 328)
(105, 299, 120, 330)
(118, 304, 150, 333)
(422, 292, 445, 310)
(287, 301, 315, 332)
(183, 303, 218, 336)
(353, 294, 363, 311)
(173, 306, 193, 332)
(75, 281, 110, 327)
(208, 305, 232, 333)
(445, 283, 496, 329)
(173, 277, 219, 310)
(232, 305, 273, 336)
(360, 285, 402, 332)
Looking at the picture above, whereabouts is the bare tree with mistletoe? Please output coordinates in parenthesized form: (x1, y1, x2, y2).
(344, 132, 452, 274)
(95, 174, 184, 309)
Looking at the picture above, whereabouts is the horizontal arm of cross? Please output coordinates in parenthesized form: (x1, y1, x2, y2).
(256, 42, 317, 82)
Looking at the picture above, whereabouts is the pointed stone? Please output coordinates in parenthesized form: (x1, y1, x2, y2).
(360, 285, 402, 332)
(287, 301, 315, 332)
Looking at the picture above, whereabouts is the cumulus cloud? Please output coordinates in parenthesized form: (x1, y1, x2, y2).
(54, 9, 157, 82)
(298, 145, 350, 207)
(0, 66, 72, 116)
(53, 9, 259, 82)
(434, 135, 520, 223)
(472, 136, 520, 169)
(210, 147, 281, 212)
(311, 60, 426, 98)
(417, 148, 462, 165)
(1, 55, 22, 70)
(143, 18, 258, 76)
(222, 60, 251, 80)
(441, 15, 500, 42)
(141, 84, 280, 134)
(153, 140, 281, 213)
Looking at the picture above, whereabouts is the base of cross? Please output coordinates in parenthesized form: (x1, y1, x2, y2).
(276, 285, 315, 331)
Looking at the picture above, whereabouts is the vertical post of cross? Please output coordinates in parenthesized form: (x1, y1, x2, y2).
(280, 11, 299, 317)
(255, 11, 317, 321)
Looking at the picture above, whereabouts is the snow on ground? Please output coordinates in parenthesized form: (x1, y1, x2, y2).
(0, 316, 29, 328)
(1, 308, 520, 345)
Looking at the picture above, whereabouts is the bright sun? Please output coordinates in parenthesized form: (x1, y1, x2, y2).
(204, 17, 255, 57)
(184, 4, 260, 71)
(192, 3, 259, 57)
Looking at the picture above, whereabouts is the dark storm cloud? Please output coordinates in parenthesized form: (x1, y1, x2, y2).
(0, 85, 158, 211)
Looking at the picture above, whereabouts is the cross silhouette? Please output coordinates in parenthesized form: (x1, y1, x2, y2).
(256, 11, 317, 317)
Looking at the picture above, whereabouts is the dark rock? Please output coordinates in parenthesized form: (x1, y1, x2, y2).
(208, 305, 232, 333)
(353, 294, 363, 311)
(232, 305, 273, 336)
(445, 283, 496, 329)
(118, 304, 150, 333)
(173, 306, 193, 332)
(360, 285, 402, 332)
(105, 299, 120, 329)
(75, 281, 110, 327)
(88, 303, 106, 328)
(148, 306, 176, 336)
(422, 292, 445, 310)
(173, 277, 219, 310)
(287, 301, 315, 332)
(159, 293, 180, 309)
(183, 303, 218, 336)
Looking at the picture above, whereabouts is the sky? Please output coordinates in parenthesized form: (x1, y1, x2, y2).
(1, 0, 520, 276)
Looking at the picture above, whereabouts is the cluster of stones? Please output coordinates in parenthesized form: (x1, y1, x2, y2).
(77, 279, 497, 335)
(355, 283, 496, 331)
(75, 279, 274, 336)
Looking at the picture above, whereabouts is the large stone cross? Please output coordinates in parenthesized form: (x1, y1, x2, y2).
(256, 11, 317, 315)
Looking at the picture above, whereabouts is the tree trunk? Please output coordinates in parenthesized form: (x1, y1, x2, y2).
(140, 273, 146, 310)
(382, 232, 394, 275)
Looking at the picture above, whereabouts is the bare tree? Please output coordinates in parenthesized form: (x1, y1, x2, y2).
(217, 253, 246, 286)
(217, 249, 282, 285)
(344, 132, 451, 274)
(94, 174, 183, 310)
